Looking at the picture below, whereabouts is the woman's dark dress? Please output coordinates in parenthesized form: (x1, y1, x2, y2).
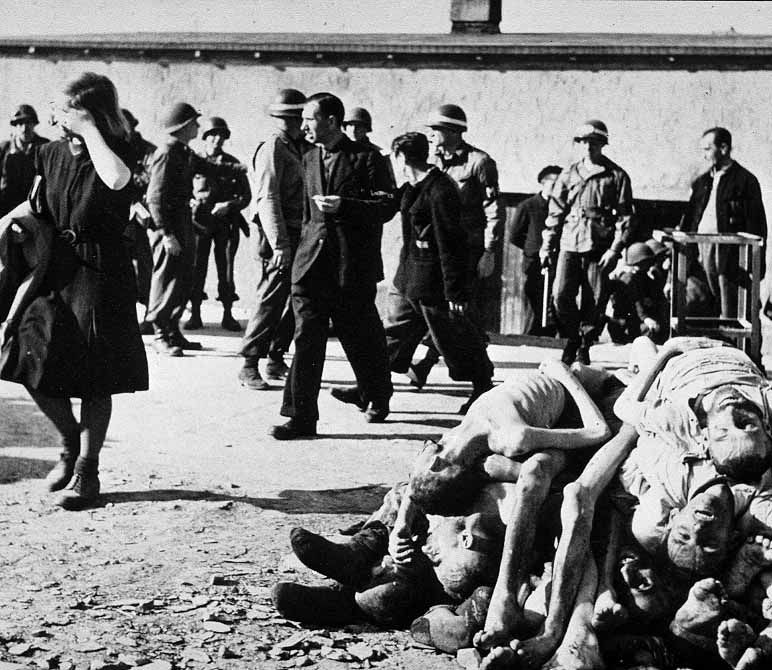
(10, 137, 149, 397)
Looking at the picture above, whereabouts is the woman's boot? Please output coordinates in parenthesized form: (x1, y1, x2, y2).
(56, 456, 100, 510)
(45, 433, 79, 492)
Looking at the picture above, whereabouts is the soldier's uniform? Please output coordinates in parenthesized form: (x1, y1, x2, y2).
(0, 105, 48, 217)
(145, 103, 244, 355)
(238, 89, 310, 389)
(188, 117, 251, 332)
(541, 120, 634, 364)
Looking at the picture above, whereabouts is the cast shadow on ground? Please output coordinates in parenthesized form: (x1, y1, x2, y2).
(320, 432, 441, 441)
(398, 418, 459, 429)
(0, 455, 56, 484)
(100, 483, 392, 515)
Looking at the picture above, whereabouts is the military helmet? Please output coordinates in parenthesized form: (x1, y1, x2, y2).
(161, 102, 201, 133)
(268, 88, 306, 118)
(426, 104, 468, 132)
(11, 104, 39, 125)
(344, 107, 372, 132)
(573, 119, 609, 145)
(201, 116, 231, 140)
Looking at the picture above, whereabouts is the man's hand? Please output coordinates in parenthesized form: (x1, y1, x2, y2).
(477, 249, 495, 278)
(271, 247, 291, 272)
(388, 528, 416, 566)
(599, 248, 620, 271)
(312, 195, 342, 214)
(9, 221, 28, 243)
(642, 317, 660, 333)
(539, 248, 553, 269)
(162, 234, 182, 257)
(448, 301, 467, 317)
(210, 201, 232, 217)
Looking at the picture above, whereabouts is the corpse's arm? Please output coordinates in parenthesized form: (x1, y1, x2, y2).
(613, 337, 718, 425)
(488, 360, 611, 459)
(388, 490, 422, 565)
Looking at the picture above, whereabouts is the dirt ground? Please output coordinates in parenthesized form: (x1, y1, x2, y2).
(1, 302, 757, 670)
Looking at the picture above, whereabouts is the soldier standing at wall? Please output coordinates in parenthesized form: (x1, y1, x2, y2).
(122, 108, 156, 334)
(186, 116, 251, 333)
(509, 164, 562, 337)
(145, 102, 245, 356)
(408, 104, 504, 405)
(539, 119, 634, 366)
(238, 89, 310, 390)
(0, 104, 48, 217)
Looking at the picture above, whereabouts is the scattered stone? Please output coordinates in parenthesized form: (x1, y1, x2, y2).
(31, 630, 52, 638)
(246, 608, 270, 620)
(43, 613, 73, 626)
(89, 657, 122, 670)
(7, 643, 33, 656)
(276, 632, 307, 650)
(457, 647, 482, 669)
(294, 659, 312, 668)
(201, 621, 231, 634)
(209, 575, 238, 587)
(117, 653, 148, 666)
(139, 662, 172, 670)
(316, 661, 350, 670)
(115, 636, 139, 647)
(181, 648, 210, 663)
(76, 641, 107, 653)
(217, 501, 234, 511)
(348, 643, 374, 661)
(0, 662, 27, 670)
(155, 634, 184, 645)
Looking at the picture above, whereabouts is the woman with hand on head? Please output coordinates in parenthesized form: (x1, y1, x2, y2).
(0, 72, 148, 510)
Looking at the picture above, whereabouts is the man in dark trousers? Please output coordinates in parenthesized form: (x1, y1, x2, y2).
(330, 132, 493, 413)
(122, 108, 156, 334)
(238, 89, 310, 390)
(679, 127, 767, 325)
(509, 165, 562, 336)
(408, 104, 505, 398)
(186, 116, 251, 333)
(145, 102, 245, 356)
(271, 93, 394, 440)
(539, 120, 634, 366)
(0, 104, 48, 216)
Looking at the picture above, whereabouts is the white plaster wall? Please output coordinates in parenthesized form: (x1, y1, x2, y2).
(2, 56, 771, 311)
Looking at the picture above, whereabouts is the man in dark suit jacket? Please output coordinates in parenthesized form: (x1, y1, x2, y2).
(271, 94, 394, 440)
(679, 127, 767, 324)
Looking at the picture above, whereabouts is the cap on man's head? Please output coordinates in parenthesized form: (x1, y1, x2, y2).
(427, 104, 468, 132)
(11, 104, 39, 126)
(161, 102, 201, 133)
(201, 116, 231, 140)
(268, 88, 306, 118)
(122, 108, 139, 130)
(537, 165, 562, 183)
(344, 107, 372, 132)
(625, 242, 655, 267)
(573, 119, 609, 145)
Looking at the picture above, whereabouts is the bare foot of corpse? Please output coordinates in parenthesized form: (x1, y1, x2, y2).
(592, 586, 629, 632)
(717, 619, 756, 668)
(479, 645, 517, 670)
(474, 592, 528, 651)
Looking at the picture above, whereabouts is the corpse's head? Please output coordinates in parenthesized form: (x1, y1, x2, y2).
(694, 386, 772, 483)
(422, 512, 503, 600)
(409, 439, 486, 516)
(665, 480, 736, 578)
(614, 544, 680, 623)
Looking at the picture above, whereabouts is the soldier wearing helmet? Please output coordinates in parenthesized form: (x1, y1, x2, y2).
(539, 119, 635, 366)
(408, 104, 503, 412)
(186, 115, 251, 333)
(0, 104, 49, 216)
(238, 88, 312, 390)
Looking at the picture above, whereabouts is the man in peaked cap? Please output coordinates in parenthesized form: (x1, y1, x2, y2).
(409, 103, 504, 413)
(539, 119, 635, 366)
(238, 88, 312, 390)
(145, 102, 246, 356)
(0, 104, 49, 217)
(187, 116, 251, 333)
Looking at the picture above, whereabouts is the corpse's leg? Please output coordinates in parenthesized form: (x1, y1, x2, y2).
(475, 450, 568, 650)
(509, 424, 638, 670)
(591, 506, 628, 632)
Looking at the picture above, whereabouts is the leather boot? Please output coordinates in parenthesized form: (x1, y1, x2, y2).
(45, 434, 79, 492)
(272, 582, 361, 625)
(185, 305, 203, 330)
(56, 456, 100, 511)
(221, 305, 243, 332)
(290, 521, 388, 589)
